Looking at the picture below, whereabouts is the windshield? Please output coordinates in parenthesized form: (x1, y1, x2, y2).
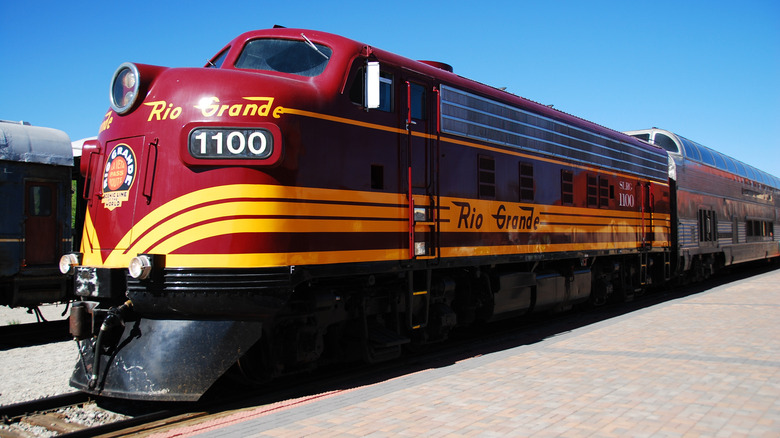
(207, 48, 230, 68)
(235, 38, 333, 77)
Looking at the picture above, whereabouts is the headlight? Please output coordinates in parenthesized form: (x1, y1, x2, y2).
(59, 253, 81, 275)
(128, 255, 153, 280)
(110, 62, 140, 114)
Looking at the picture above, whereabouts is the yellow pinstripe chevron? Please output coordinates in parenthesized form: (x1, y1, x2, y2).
(82, 184, 407, 268)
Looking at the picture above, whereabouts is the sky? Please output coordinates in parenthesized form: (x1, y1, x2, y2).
(2, 0, 779, 178)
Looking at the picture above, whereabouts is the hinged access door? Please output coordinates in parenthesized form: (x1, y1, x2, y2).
(403, 77, 439, 260)
(639, 182, 655, 248)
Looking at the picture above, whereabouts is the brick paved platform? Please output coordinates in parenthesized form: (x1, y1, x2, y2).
(159, 267, 780, 437)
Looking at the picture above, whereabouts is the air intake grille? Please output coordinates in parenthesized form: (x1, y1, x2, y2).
(127, 267, 292, 294)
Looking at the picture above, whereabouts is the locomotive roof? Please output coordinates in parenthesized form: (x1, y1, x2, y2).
(219, 28, 666, 162)
(0, 120, 73, 166)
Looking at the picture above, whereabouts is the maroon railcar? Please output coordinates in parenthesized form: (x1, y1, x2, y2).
(626, 128, 779, 277)
(62, 28, 674, 401)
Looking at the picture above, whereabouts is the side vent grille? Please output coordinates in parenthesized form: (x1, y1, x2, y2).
(127, 267, 292, 294)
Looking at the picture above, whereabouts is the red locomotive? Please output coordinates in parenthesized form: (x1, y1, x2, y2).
(60, 27, 776, 401)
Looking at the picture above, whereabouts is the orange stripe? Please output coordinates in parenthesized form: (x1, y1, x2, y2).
(278, 107, 670, 186)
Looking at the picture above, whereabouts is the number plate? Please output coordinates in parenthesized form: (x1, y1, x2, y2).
(189, 128, 274, 160)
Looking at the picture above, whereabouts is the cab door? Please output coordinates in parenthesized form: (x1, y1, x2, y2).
(83, 136, 149, 257)
(640, 182, 654, 248)
(402, 76, 438, 260)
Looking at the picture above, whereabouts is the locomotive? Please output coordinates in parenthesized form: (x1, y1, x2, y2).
(60, 27, 779, 401)
(1, 120, 74, 309)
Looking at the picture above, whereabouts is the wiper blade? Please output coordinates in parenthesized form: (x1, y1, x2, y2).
(301, 33, 329, 60)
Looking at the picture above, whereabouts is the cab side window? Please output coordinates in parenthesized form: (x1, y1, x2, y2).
(349, 64, 393, 112)
(409, 82, 426, 120)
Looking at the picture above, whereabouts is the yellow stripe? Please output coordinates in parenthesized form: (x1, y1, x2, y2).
(165, 248, 408, 268)
(83, 183, 672, 269)
(439, 196, 671, 219)
(438, 196, 671, 234)
(156, 241, 675, 269)
(279, 107, 407, 135)
(441, 241, 671, 258)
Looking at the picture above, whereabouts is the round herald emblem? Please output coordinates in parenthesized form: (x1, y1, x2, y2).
(106, 155, 128, 191)
(101, 144, 137, 211)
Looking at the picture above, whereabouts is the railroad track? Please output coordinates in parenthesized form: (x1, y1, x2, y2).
(0, 319, 70, 350)
(0, 393, 96, 436)
(0, 392, 198, 437)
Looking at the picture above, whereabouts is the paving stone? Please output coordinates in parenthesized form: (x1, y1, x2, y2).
(161, 268, 780, 437)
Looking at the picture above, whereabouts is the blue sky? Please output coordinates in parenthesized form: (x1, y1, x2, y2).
(2, 1, 778, 177)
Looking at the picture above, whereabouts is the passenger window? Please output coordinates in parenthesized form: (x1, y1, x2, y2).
(698, 147, 715, 166)
(680, 138, 701, 161)
(653, 133, 679, 153)
(746, 166, 758, 182)
(725, 157, 737, 174)
(735, 161, 747, 177)
(747, 219, 773, 240)
(713, 152, 726, 170)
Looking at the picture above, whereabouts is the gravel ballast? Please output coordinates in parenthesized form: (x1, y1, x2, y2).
(0, 304, 79, 405)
